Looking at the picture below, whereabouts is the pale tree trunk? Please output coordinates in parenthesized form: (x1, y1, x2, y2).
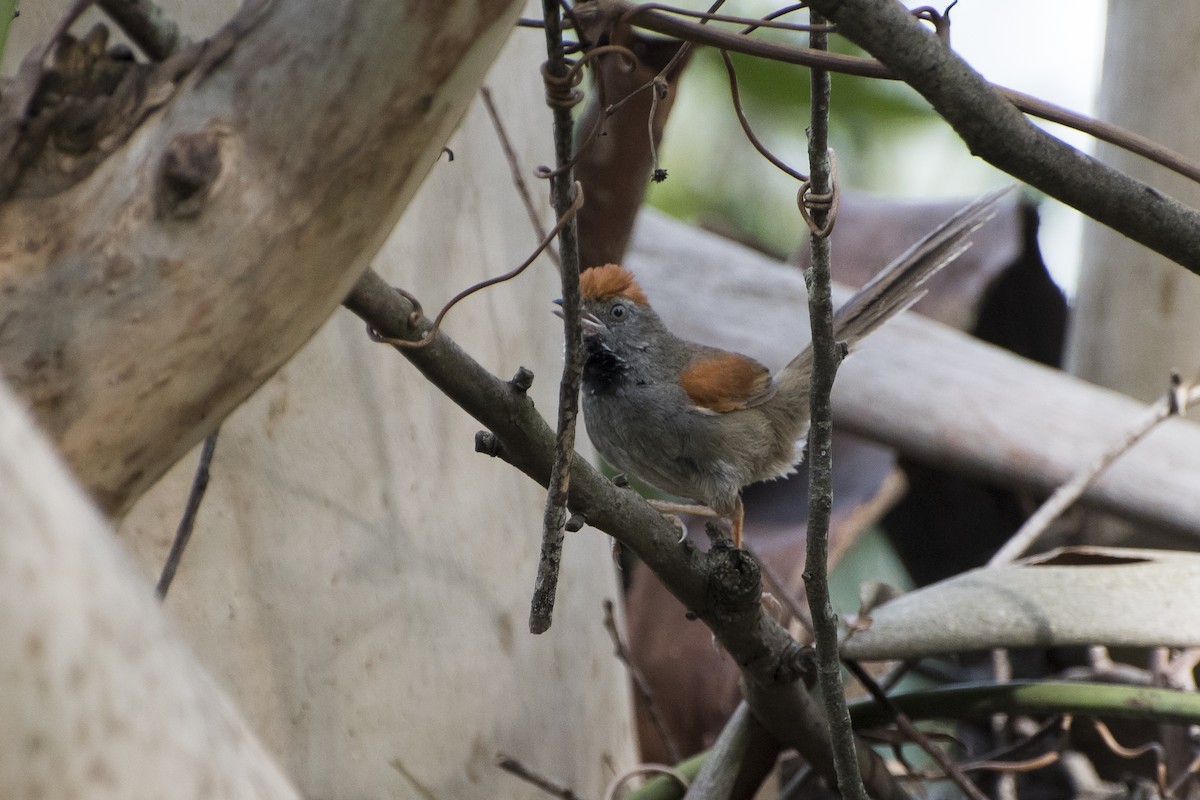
(1068, 3, 1200, 399)
(1065, 1, 1200, 548)
(2, 2, 636, 798)
(0, 380, 299, 800)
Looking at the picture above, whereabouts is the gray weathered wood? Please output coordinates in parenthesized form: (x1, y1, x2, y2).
(840, 547, 1200, 659)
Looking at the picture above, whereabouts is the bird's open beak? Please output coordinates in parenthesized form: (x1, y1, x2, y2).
(552, 298, 607, 334)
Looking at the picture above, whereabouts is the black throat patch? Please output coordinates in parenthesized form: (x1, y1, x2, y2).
(582, 338, 628, 394)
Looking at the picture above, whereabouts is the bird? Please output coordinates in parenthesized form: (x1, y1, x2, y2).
(560, 190, 1006, 548)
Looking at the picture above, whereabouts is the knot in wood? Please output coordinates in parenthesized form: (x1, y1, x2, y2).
(775, 641, 817, 686)
(156, 130, 222, 219)
(704, 546, 761, 612)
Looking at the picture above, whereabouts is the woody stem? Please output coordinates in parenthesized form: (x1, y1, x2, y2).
(801, 10, 870, 800)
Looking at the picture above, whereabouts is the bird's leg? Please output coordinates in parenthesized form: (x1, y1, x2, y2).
(646, 500, 717, 543)
(731, 496, 744, 549)
(646, 500, 744, 547)
(647, 500, 720, 518)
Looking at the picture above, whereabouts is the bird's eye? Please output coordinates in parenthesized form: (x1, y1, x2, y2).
(610, 302, 626, 319)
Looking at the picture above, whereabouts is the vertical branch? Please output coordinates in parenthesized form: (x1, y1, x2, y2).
(155, 429, 219, 601)
(801, 11, 868, 800)
(529, 0, 586, 634)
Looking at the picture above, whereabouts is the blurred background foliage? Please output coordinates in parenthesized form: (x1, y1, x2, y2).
(636, 0, 1106, 290)
(646, 33, 1009, 259)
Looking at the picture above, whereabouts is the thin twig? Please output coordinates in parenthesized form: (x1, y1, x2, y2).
(1090, 718, 1167, 795)
(843, 660, 989, 800)
(479, 86, 558, 268)
(535, 44, 640, 180)
(155, 429, 219, 600)
(991, 648, 1017, 800)
(1167, 751, 1200, 797)
(750, 546, 814, 637)
(718, 50, 808, 182)
(990, 374, 1200, 565)
(529, 0, 586, 635)
(365, 187, 583, 350)
(534, 0, 720, 184)
(602, 600, 683, 764)
(621, 3, 832, 34)
(495, 753, 586, 800)
(801, 10, 867, 800)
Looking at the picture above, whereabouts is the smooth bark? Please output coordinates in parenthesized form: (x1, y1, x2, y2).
(0, 0, 522, 513)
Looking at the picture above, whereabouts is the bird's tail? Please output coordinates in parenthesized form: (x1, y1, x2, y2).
(776, 186, 1011, 391)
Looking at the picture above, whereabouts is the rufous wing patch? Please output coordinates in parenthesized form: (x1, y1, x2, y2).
(579, 264, 649, 305)
(680, 352, 776, 413)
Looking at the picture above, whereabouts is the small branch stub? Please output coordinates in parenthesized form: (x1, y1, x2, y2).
(475, 430, 501, 457)
(565, 513, 586, 532)
(509, 366, 535, 392)
(155, 129, 222, 219)
(706, 546, 762, 611)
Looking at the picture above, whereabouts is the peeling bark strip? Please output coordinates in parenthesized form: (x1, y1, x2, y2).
(0, 0, 524, 513)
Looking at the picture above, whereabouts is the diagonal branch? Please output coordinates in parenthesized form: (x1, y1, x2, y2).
(342, 268, 910, 800)
(800, 0, 1200, 272)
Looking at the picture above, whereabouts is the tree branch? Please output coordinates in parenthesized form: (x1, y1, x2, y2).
(802, 0, 1200, 272)
(800, 11, 868, 800)
(529, 0, 585, 635)
(342, 268, 909, 800)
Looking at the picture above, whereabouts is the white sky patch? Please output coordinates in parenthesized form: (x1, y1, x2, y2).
(935, 0, 1108, 294)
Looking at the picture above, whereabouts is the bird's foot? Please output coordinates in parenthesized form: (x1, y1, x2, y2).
(646, 500, 720, 544)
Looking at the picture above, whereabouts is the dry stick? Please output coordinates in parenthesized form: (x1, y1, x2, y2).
(989, 375, 1200, 566)
(801, 13, 867, 800)
(97, 0, 183, 60)
(155, 429, 219, 600)
(602, 599, 683, 765)
(479, 86, 558, 268)
(529, 0, 586, 635)
(495, 753, 586, 800)
(842, 661, 989, 800)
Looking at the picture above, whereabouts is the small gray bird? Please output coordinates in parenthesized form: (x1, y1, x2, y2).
(562, 190, 1005, 547)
